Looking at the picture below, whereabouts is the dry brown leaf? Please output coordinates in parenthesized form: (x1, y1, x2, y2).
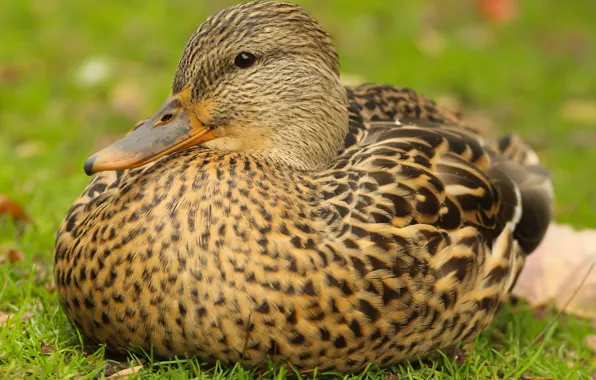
(41, 343, 56, 356)
(0, 194, 30, 223)
(106, 365, 143, 379)
(7, 249, 25, 263)
(561, 99, 596, 124)
(513, 223, 596, 319)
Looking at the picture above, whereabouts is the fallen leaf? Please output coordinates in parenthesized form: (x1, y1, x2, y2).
(0, 195, 30, 223)
(561, 99, 596, 124)
(7, 249, 25, 263)
(106, 365, 143, 379)
(41, 343, 56, 356)
(512, 223, 596, 319)
(476, 0, 518, 24)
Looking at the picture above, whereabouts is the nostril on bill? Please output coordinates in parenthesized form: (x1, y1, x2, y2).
(160, 113, 173, 123)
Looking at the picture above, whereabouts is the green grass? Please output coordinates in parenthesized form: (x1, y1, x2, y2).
(1, 0, 595, 378)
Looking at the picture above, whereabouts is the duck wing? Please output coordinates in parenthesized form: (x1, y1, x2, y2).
(343, 84, 462, 150)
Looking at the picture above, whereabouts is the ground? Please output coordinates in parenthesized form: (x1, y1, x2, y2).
(1, 0, 595, 378)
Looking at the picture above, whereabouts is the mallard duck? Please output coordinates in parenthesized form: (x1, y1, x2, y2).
(54, 1, 553, 372)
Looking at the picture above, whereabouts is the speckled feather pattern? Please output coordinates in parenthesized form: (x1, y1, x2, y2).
(54, 1, 552, 373)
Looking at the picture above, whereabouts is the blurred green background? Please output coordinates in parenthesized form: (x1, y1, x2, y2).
(0, 0, 595, 377)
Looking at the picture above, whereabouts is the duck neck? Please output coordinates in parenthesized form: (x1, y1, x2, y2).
(261, 80, 349, 171)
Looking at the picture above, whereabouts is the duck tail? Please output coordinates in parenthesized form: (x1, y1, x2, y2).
(487, 134, 554, 255)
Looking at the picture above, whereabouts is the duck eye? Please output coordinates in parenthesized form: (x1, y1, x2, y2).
(234, 52, 256, 69)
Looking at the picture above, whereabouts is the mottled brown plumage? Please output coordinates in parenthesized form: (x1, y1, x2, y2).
(54, 1, 553, 372)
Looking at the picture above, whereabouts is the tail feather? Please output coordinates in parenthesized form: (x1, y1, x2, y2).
(488, 134, 554, 254)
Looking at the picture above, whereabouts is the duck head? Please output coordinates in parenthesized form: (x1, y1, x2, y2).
(84, 1, 349, 175)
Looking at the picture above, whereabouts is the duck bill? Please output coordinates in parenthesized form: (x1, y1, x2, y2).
(84, 92, 215, 176)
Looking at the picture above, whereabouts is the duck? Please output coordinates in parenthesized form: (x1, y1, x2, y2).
(53, 0, 553, 372)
